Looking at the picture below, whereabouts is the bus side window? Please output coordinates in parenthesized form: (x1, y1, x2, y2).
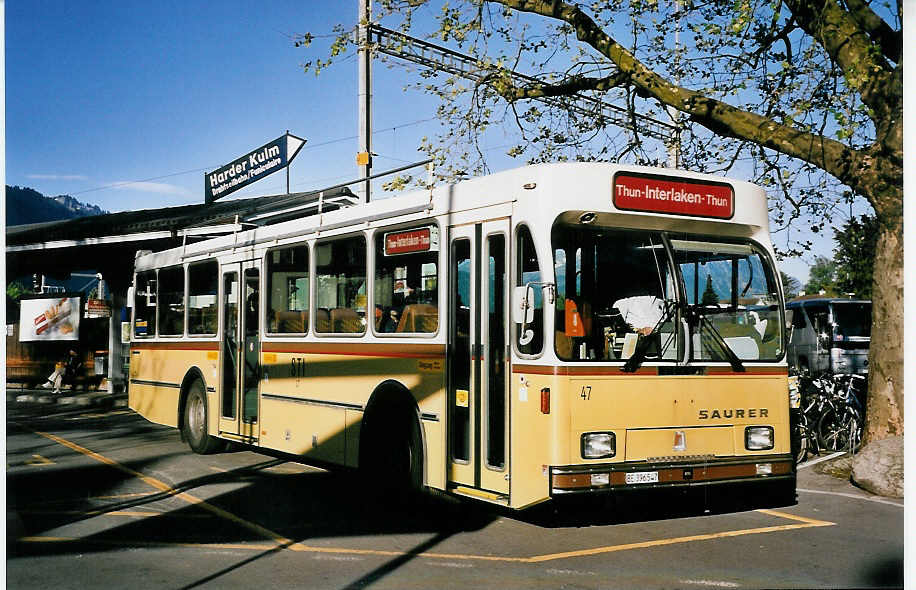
(374, 226, 439, 335)
(188, 261, 219, 335)
(134, 270, 157, 338)
(516, 225, 543, 355)
(315, 236, 367, 334)
(158, 266, 185, 337)
(266, 245, 309, 335)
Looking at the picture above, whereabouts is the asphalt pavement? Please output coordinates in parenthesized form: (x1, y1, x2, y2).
(6, 395, 904, 589)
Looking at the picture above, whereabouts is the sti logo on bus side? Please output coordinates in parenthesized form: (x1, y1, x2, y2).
(698, 408, 769, 420)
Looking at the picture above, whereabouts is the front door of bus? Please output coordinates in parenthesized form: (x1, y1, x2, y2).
(219, 261, 260, 442)
(448, 220, 510, 497)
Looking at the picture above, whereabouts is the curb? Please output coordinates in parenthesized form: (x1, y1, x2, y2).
(7, 389, 128, 409)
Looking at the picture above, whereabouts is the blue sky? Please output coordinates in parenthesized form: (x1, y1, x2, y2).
(5, 1, 858, 283)
(6, 1, 448, 209)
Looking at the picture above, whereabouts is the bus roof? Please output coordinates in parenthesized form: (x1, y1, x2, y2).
(135, 162, 771, 271)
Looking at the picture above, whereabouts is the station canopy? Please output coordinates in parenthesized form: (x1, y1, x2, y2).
(6, 187, 357, 292)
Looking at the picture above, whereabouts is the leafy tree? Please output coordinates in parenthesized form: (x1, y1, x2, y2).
(302, 0, 901, 441)
(780, 271, 801, 300)
(833, 214, 877, 299)
(804, 256, 837, 296)
(6, 281, 29, 300)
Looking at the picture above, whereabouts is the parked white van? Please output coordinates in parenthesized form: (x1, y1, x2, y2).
(785, 297, 871, 375)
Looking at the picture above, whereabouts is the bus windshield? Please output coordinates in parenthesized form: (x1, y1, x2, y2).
(671, 238, 783, 362)
(552, 223, 783, 363)
(831, 302, 871, 339)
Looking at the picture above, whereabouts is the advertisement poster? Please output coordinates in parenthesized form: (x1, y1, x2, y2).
(19, 297, 81, 341)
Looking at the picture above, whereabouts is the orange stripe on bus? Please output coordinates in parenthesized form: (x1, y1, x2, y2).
(130, 341, 219, 351)
(261, 342, 446, 358)
(512, 365, 788, 376)
(706, 367, 788, 376)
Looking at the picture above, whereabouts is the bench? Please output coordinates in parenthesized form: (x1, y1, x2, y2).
(6, 359, 104, 391)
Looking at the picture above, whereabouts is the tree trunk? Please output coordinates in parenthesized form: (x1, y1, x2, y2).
(864, 210, 903, 442)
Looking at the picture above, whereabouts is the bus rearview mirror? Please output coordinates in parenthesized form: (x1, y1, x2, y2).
(513, 285, 535, 324)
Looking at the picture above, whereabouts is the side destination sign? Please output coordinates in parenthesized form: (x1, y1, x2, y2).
(384, 227, 440, 255)
(613, 172, 734, 219)
(205, 133, 306, 203)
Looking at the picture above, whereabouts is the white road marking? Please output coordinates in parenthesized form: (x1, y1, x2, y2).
(797, 487, 904, 508)
(312, 554, 365, 562)
(546, 568, 597, 576)
(679, 580, 740, 588)
(797, 451, 845, 469)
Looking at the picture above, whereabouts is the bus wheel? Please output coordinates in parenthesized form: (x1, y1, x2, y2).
(183, 379, 223, 454)
(362, 407, 423, 501)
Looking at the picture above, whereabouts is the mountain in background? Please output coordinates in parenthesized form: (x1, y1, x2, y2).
(5, 185, 107, 226)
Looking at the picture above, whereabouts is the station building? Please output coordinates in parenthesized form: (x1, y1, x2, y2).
(6, 187, 355, 393)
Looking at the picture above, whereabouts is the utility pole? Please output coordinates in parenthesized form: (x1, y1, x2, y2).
(357, 0, 372, 203)
(666, 0, 682, 169)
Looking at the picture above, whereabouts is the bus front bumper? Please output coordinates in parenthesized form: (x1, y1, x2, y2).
(550, 454, 794, 496)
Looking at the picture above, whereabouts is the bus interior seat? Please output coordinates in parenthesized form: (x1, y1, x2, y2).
(555, 330, 573, 359)
(276, 310, 307, 333)
(397, 304, 438, 333)
(330, 307, 362, 333)
(316, 309, 331, 333)
(692, 331, 760, 360)
(723, 336, 760, 360)
(759, 314, 782, 357)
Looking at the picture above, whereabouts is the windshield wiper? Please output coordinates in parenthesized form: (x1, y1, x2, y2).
(685, 307, 745, 372)
(622, 300, 678, 373)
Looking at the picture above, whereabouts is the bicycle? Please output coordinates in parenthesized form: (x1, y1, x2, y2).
(816, 374, 866, 453)
(792, 373, 827, 463)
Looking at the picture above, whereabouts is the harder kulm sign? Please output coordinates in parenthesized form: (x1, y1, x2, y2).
(205, 133, 306, 203)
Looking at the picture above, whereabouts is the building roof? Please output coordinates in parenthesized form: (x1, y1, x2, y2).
(6, 187, 356, 290)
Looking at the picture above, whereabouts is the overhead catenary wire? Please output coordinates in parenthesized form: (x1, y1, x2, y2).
(67, 117, 440, 197)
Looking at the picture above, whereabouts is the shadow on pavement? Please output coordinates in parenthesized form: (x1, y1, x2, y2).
(519, 481, 797, 528)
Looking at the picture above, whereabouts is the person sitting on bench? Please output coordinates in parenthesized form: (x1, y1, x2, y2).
(42, 349, 81, 394)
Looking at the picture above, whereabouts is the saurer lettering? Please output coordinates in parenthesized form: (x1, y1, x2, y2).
(698, 408, 769, 419)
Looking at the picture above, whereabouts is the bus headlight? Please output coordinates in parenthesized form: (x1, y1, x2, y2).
(745, 426, 774, 450)
(581, 432, 616, 459)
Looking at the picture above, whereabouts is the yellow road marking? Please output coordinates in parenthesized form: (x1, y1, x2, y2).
(20, 510, 212, 519)
(32, 430, 296, 548)
(17, 512, 834, 564)
(92, 492, 156, 501)
(18, 536, 276, 552)
(755, 508, 835, 526)
(24, 454, 55, 466)
(522, 518, 835, 563)
(67, 411, 132, 420)
(25, 429, 836, 564)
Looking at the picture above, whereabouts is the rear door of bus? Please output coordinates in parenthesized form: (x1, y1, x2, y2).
(219, 260, 261, 442)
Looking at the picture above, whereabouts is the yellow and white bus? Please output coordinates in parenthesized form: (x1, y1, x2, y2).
(129, 162, 794, 510)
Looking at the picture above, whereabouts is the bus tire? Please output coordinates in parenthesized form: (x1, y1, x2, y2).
(361, 404, 424, 501)
(182, 379, 223, 455)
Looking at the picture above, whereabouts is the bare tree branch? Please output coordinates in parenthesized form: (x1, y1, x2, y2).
(487, 70, 630, 101)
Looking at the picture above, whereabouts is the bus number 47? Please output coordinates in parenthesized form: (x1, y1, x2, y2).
(580, 385, 592, 401)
